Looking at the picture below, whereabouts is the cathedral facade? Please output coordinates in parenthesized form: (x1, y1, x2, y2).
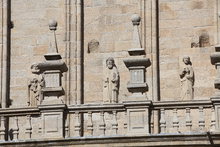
(0, 0, 220, 146)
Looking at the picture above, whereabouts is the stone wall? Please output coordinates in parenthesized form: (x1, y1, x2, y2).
(7, 0, 217, 105)
(159, 0, 216, 101)
(84, 0, 140, 103)
(0, 0, 219, 146)
(10, 0, 66, 107)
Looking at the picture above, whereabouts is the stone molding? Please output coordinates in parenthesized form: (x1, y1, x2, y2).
(0, 100, 213, 116)
(0, 133, 220, 146)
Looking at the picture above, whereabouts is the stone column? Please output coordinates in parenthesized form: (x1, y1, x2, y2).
(1, 0, 9, 108)
(76, 0, 83, 105)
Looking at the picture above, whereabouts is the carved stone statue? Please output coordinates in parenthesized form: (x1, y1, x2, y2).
(179, 56, 194, 100)
(28, 76, 45, 106)
(103, 57, 119, 103)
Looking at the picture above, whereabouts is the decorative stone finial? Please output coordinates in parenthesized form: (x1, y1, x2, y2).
(131, 14, 141, 26)
(49, 20, 57, 31)
(47, 19, 59, 57)
(128, 14, 144, 55)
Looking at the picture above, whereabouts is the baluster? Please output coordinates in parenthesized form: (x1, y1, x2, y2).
(74, 112, 81, 137)
(12, 117, 19, 140)
(185, 108, 192, 132)
(99, 111, 105, 136)
(87, 112, 93, 136)
(0, 116, 6, 141)
(172, 109, 179, 133)
(150, 111, 154, 134)
(38, 117, 42, 134)
(65, 115, 69, 138)
(124, 111, 127, 135)
(210, 107, 216, 132)
(112, 111, 118, 135)
(25, 115, 32, 139)
(159, 109, 166, 133)
(198, 107, 205, 132)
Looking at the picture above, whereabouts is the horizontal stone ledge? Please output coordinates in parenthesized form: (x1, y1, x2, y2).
(153, 100, 212, 110)
(0, 132, 220, 147)
(0, 100, 214, 115)
(68, 103, 125, 112)
(0, 107, 40, 116)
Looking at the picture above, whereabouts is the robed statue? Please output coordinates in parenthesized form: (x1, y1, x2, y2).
(103, 57, 119, 103)
(179, 56, 194, 100)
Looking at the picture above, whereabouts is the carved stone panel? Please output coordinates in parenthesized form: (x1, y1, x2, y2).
(44, 71, 61, 88)
(127, 108, 149, 135)
(42, 111, 64, 138)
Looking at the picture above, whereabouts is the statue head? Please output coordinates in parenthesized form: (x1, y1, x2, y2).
(183, 56, 191, 65)
(106, 57, 115, 69)
(31, 64, 40, 74)
(32, 78, 38, 84)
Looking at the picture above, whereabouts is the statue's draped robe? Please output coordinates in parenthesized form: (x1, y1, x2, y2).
(180, 65, 194, 100)
(103, 66, 119, 103)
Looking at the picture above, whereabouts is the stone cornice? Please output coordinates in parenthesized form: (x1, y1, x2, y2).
(153, 100, 212, 109)
(0, 107, 40, 116)
(0, 100, 213, 116)
(0, 133, 220, 146)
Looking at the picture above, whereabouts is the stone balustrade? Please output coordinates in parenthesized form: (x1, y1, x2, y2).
(155, 101, 213, 134)
(0, 100, 216, 143)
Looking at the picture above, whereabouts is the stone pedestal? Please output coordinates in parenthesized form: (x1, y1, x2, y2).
(122, 14, 152, 136)
(36, 53, 67, 138)
(124, 101, 152, 135)
(123, 14, 151, 102)
(36, 53, 66, 105)
(123, 58, 151, 101)
(38, 104, 66, 139)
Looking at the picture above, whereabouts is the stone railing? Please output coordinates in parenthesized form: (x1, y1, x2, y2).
(68, 104, 126, 137)
(0, 100, 217, 142)
(152, 100, 214, 134)
(0, 107, 40, 141)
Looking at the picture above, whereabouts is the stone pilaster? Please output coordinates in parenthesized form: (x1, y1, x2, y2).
(210, 45, 220, 132)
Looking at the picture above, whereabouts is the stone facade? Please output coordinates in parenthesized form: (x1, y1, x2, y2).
(0, 0, 220, 146)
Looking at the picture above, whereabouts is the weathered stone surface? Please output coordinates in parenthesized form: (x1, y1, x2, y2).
(0, 0, 219, 146)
